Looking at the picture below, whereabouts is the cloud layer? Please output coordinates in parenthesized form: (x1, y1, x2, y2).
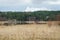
(25, 7, 51, 12)
(0, 0, 60, 11)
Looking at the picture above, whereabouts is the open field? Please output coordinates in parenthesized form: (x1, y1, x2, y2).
(0, 22, 60, 40)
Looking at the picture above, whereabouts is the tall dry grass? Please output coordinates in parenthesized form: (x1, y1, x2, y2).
(0, 22, 60, 40)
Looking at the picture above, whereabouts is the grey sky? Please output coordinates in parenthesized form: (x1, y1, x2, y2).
(0, 0, 60, 12)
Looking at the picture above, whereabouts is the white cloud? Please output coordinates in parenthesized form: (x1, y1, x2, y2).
(0, 0, 32, 6)
(49, 1, 60, 5)
(43, 0, 60, 5)
(24, 7, 51, 12)
(23, 0, 32, 4)
(0, 0, 60, 11)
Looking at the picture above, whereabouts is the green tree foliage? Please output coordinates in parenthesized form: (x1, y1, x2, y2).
(0, 11, 60, 21)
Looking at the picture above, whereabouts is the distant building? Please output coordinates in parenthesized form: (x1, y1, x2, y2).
(56, 15, 60, 21)
(28, 16, 36, 21)
(55, 14, 60, 25)
(26, 16, 40, 24)
(0, 17, 7, 21)
(8, 19, 17, 25)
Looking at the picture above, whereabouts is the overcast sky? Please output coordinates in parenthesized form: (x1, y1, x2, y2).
(0, 0, 60, 12)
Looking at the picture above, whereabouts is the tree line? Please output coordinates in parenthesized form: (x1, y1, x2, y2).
(0, 11, 60, 21)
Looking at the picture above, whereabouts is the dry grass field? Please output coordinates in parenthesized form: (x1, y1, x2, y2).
(0, 22, 60, 40)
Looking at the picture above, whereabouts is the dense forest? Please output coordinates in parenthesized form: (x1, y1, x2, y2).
(0, 11, 60, 21)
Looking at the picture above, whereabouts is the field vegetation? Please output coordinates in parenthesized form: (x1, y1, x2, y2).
(0, 22, 60, 40)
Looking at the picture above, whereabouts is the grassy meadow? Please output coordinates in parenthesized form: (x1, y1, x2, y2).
(0, 22, 60, 40)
